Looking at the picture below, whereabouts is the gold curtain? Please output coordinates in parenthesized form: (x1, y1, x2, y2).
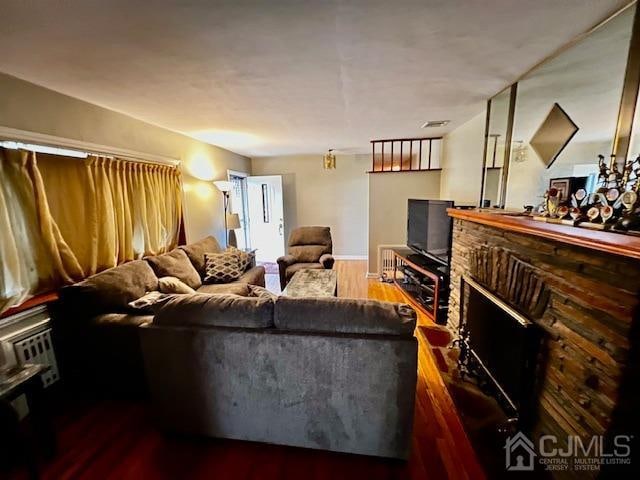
(0, 147, 182, 313)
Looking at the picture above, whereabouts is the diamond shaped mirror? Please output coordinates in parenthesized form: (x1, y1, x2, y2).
(529, 103, 579, 169)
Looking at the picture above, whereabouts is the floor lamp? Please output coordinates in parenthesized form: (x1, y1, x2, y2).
(213, 180, 232, 247)
(226, 213, 241, 247)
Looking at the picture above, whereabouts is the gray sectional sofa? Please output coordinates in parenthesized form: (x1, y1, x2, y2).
(55, 235, 419, 459)
(56, 236, 265, 392)
(141, 294, 418, 459)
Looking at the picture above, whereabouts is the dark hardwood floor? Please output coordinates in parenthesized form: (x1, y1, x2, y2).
(7, 261, 484, 480)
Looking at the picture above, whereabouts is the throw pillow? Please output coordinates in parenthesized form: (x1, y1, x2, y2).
(145, 249, 202, 289)
(158, 276, 197, 294)
(247, 284, 278, 301)
(128, 291, 173, 313)
(204, 252, 243, 283)
(226, 246, 251, 271)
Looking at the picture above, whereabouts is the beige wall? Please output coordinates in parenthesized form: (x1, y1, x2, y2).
(440, 111, 485, 206)
(251, 154, 369, 257)
(368, 171, 441, 273)
(0, 73, 251, 245)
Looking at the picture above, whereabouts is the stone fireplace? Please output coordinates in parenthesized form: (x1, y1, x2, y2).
(447, 209, 640, 477)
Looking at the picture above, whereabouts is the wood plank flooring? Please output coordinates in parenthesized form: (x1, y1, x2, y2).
(8, 260, 484, 480)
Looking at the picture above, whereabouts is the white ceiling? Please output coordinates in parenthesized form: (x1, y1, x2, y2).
(0, 0, 631, 157)
(493, 5, 634, 144)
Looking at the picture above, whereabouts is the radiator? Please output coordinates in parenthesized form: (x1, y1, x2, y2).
(13, 329, 59, 387)
(377, 244, 406, 279)
(0, 305, 60, 388)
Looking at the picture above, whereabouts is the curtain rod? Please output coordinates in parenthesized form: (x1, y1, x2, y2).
(0, 126, 181, 167)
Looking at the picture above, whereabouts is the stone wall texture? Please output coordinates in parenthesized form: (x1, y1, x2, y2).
(448, 218, 640, 478)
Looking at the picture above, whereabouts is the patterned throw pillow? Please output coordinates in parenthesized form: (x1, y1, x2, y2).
(204, 252, 243, 283)
(226, 246, 251, 271)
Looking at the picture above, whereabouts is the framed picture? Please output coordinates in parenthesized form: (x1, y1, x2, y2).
(549, 176, 587, 202)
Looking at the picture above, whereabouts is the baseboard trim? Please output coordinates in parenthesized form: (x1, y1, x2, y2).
(333, 255, 368, 260)
(366, 272, 379, 279)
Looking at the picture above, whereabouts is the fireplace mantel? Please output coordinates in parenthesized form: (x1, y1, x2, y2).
(447, 208, 640, 260)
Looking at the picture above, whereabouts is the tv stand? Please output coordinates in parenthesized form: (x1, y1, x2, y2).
(391, 247, 450, 325)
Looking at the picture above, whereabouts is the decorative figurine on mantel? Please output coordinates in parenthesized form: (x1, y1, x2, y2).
(531, 154, 640, 235)
(613, 190, 640, 233)
(534, 188, 560, 220)
(612, 155, 640, 234)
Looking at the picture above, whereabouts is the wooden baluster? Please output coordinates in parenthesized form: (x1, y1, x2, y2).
(391, 141, 394, 171)
(409, 141, 413, 170)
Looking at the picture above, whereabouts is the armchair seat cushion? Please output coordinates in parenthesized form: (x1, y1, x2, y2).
(284, 262, 324, 280)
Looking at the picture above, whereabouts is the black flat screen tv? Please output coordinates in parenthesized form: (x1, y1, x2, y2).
(407, 199, 454, 265)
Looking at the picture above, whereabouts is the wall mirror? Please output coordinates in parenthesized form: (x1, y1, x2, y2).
(628, 43, 640, 161)
(480, 86, 514, 208)
(497, 3, 637, 210)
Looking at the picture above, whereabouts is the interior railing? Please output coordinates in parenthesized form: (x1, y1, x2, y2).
(369, 137, 443, 173)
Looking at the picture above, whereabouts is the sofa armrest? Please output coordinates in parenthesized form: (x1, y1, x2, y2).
(277, 255, 296, 290)
(277, 254, 296, 267)
(319, 253, 335, 269)
(237, 265, 266, 287)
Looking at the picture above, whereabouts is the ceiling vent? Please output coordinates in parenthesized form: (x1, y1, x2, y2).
(421, 120, 450, 128)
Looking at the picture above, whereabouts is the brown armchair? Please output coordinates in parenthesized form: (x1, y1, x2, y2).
(277, 226, 335, 289)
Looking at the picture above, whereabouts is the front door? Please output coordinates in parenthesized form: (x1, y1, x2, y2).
(246, 175, 285, 262)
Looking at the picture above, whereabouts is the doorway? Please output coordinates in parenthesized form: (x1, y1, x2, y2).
(246, 175, 285, 263)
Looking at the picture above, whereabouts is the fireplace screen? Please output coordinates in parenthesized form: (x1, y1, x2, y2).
(460, 276, 541, 421)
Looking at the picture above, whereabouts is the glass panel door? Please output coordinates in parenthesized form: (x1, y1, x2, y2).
(229, 174, 250, 249)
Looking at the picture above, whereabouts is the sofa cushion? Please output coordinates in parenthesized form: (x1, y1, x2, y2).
(237, 265, 266, 287)
(159, 276, 197, 294)
(204, 252, 243, 283)
(248, 284, 278, 301)
(146, 249, 202, 290)
(128, 291, 174, 314)
(154, 293, 274, 329)
(197, 283, 251, 296)
(90, 312, 155, 327)
(60, 260, 158, 315)
(274, 297, 416, 336)
(180, 236, 222, 277)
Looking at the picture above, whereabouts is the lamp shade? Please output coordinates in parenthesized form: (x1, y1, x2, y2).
(226, 213, 241, 230)
(213, 180, 233, 192)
